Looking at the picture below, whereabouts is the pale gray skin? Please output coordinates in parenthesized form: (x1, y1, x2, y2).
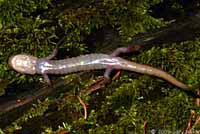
(8, 47, 192, 91)
(8, 54, 38, 74)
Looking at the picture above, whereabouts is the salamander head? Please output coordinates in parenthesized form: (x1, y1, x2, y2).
(8, 54, 38, 75)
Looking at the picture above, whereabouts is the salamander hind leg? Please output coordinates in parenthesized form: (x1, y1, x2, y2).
(111, 45, 143, 57)
(86, 65, 123, 93)
(81, 67, 113, 94)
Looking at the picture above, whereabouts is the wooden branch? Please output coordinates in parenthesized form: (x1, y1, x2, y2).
(0, 80, 69, 127)
(131, 11, 200, 46)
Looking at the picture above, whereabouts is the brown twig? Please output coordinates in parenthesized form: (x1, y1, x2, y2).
(144, 120, 148, 134)
(0, 80, 67, 113)
(56, 130, 69, 134)
(184, 110, 195, 134)
(184, 86, 200, 133)
(80, 77, 109, 94)
(194, 115, 200, 127)
(77, 96, 88, 120)
(112, 71, 121, 80)
(196, 87, 200, 106)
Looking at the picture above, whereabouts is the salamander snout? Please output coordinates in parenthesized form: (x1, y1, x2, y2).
(8, 54, 38, 75)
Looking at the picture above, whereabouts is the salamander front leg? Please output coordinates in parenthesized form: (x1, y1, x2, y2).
(43, 73, 52, 86)
(44, 48, 58, 60)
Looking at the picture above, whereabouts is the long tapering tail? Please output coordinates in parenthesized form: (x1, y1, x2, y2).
(116, 57, 192, 90)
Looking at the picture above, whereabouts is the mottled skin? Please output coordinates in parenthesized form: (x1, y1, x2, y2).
(8, 54, 38, 74)
(8, 46, 192, 90)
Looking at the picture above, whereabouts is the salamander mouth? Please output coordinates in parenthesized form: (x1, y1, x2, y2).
(8, 55, 16, 69)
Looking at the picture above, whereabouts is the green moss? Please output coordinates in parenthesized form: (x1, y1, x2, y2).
(1, 0, 200, 133)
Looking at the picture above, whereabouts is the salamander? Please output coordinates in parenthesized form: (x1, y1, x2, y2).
(8, 48, 192, 91)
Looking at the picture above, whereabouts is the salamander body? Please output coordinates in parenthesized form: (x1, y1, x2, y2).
(8, 53, 191, 90)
